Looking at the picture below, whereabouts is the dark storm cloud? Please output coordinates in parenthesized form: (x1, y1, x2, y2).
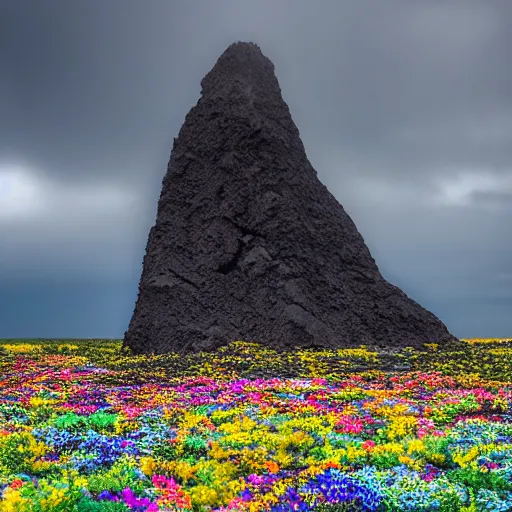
(0, 0, 510, 337)
(1, 0, 177, 184)
(1, 0, 511, 182)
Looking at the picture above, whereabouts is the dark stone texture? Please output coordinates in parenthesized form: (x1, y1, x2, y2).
(123, 42, 457, 355)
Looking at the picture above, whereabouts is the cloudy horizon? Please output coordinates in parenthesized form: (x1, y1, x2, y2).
(1, 0, 511, 339)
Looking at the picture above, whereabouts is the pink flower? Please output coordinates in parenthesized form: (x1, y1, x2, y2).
(417, 429, 427, 439)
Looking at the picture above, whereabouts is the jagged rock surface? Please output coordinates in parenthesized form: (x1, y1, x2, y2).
(123, 42, 456, 355)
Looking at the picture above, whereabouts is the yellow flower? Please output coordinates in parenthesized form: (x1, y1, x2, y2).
(1, 343, 42, 354)
(29, 396, 57, 408)
(399, 455, 422, 470)
(407, 439, 425, 455)
(210, 441, 233, 460)
(372, 442, 404, 456)
(140, 456, 157, 476)
(32, 460, 52, 473)
(427, 453, 446, 465)
(172, 460, 197, 483)
(58, 344, 78, 351)
(453, 446, 479, 469)
(74, 475, 88, 488)
(386, 415, 418, 440)
(190, 485, 219, 506)
(274, 449, 293, 468)
(345, 445, 366, 461)
(0, 488, 25, 512)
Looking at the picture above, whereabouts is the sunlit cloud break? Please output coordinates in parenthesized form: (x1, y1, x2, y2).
(0, 164, 44, 218)
(434, 169, 512, 208)
(0, 162, 139, 224)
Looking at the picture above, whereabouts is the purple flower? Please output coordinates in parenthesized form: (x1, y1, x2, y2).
(241, 489, 253, 502)
(98, 490, 119, 501)
(247, 474, 264, 485)
(121, 487, 153, 509)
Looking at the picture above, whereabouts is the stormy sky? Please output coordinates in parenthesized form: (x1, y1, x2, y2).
(1, 0, 510, 339)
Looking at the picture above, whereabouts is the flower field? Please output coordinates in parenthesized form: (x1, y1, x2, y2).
(0, 339, 512, 511)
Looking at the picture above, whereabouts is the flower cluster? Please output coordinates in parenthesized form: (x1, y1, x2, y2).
(0, 339, 511, 511)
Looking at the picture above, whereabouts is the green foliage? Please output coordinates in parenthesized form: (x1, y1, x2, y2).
(74, 498, 129, 511)
(446, 467, 512, 493)
(53, 413, 88, 432)
(87, 412, 118, 433)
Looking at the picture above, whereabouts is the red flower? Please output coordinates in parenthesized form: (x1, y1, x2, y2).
(10, 479, 23, 489)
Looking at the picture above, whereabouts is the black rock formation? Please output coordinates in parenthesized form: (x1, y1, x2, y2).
(123, 42, 456, 355)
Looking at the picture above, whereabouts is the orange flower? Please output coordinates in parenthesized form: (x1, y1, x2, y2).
(265, 461, 280, 473)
